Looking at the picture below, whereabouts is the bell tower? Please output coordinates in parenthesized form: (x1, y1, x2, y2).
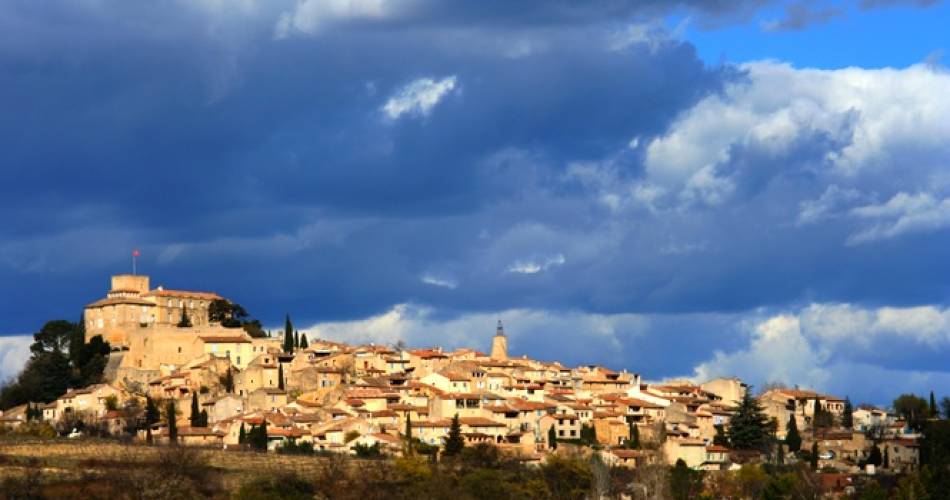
(490, 319, 508, 360)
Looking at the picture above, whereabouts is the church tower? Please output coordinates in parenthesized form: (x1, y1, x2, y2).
(490, 319, 508, 360)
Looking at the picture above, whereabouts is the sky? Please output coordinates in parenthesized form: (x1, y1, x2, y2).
(2, 0, 950, 405)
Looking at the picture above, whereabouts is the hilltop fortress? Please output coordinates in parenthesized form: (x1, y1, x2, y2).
(84, 274, 280, 385)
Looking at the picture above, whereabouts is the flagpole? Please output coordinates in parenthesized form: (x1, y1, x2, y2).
(133, 252, 137, 275)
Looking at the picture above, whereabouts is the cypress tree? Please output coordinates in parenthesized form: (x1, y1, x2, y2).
(167, 400, 178, 446)
(785, 415, 802, 452)
(294, 331, 300, 350)
(300, 334, 308, 349)
(225, 367, 234, 393)
(628, 421, 641, 449)
(190, 391, 200, 427)
(283, 315, 294, 353)
(868, 444, 883, 466)
(177, 305, 192, 328)
(728, 389, 770, 451)
(883, 447, 890, 468)
(239, 423, 246, 445)
(810, 440, 818, 470)
(843, 397, 854, 429)
(199, 409, 208, 427)
(278, 364, 285, 391)
(548, 425, 557, 450)
(930, 391, 938, 418)
(258, 421, 268, 451)
(404, 412, 414, 456)
(443, 413, 465, 456)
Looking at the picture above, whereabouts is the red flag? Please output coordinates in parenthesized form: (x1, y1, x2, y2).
(132, 249, 141, 257)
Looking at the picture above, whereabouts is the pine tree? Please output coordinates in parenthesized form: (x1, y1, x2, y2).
(810, 441, 818, 470)
(278, 364, 285, 391)
(190, 391, 200, 427)
(930, 391, 938, 418)
(728, 389, 771, 451)
(443, 413, 465, 456)
(283, 314, 294, 353)
(785, 415, 802, 452)
(628, 421, 641, 449)
(548, 425, 557, 450)
(843, 397, 854, 429)
(167, 400, 178, 446)
(300, 334, 308, 349)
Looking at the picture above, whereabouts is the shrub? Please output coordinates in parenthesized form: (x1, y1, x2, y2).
(235, 473, 315, 500)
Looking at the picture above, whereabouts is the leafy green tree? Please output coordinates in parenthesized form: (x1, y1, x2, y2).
(190, 392, 200, 427)
(859, 480, 888, 500)
(443, 413, 465, 456)
(785, 415, 802, 452)
(540, 455, 592, 500)
(208, 299, 249, 327)
(813, 400, 835, 430)
(843, 397, 854, 429)
(920, 420, 950, 495)
(894, 393, 930, 431)
(299, 334, 308, 349)
(548, 425, 557, 450)
(234, 473, 314, 500)
(167, 400, 178, 445)
(669, 459, 704, 500)
(713, 423, 729, 447)
(283, 315, 294, 353)
(942, 397, 950, 420)
(628, 421, 641, 449)
(729, 389, 771, 451)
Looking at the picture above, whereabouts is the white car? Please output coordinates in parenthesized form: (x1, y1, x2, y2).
(818, 451, 835, 460)
(67, 428, 82, 439)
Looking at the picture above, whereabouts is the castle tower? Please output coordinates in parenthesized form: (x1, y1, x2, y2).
(490, 319, 508, 360)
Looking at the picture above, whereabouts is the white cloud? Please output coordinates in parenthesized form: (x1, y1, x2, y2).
(0, 335, 31, 381)
(301, 304, 648, 364)
(642, 61, 950, 209)
(847, 192, 950, 244)
(420, 273, 457, 289)
(507, 253, 566, 274)
(380, 76, 458, 120)
(797, 184, 862, 225)
(692, 302, 950, 398)
(275, 0, 402, 38)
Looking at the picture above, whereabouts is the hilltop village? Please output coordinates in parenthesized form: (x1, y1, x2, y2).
(0, 275, 925, 479)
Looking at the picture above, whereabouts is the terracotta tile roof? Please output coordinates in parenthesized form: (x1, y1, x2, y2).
(143, 289, 222, 300)
(199, 336, 251, 344)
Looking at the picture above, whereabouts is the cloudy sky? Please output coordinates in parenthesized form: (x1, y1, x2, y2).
(2, 0, 949, 404)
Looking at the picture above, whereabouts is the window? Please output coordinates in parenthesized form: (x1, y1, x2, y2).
(178, 347, 182, 353)
(558, 430, 565, 437)
(236, 356, 240, 365)
(456, 400, 465, 409)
